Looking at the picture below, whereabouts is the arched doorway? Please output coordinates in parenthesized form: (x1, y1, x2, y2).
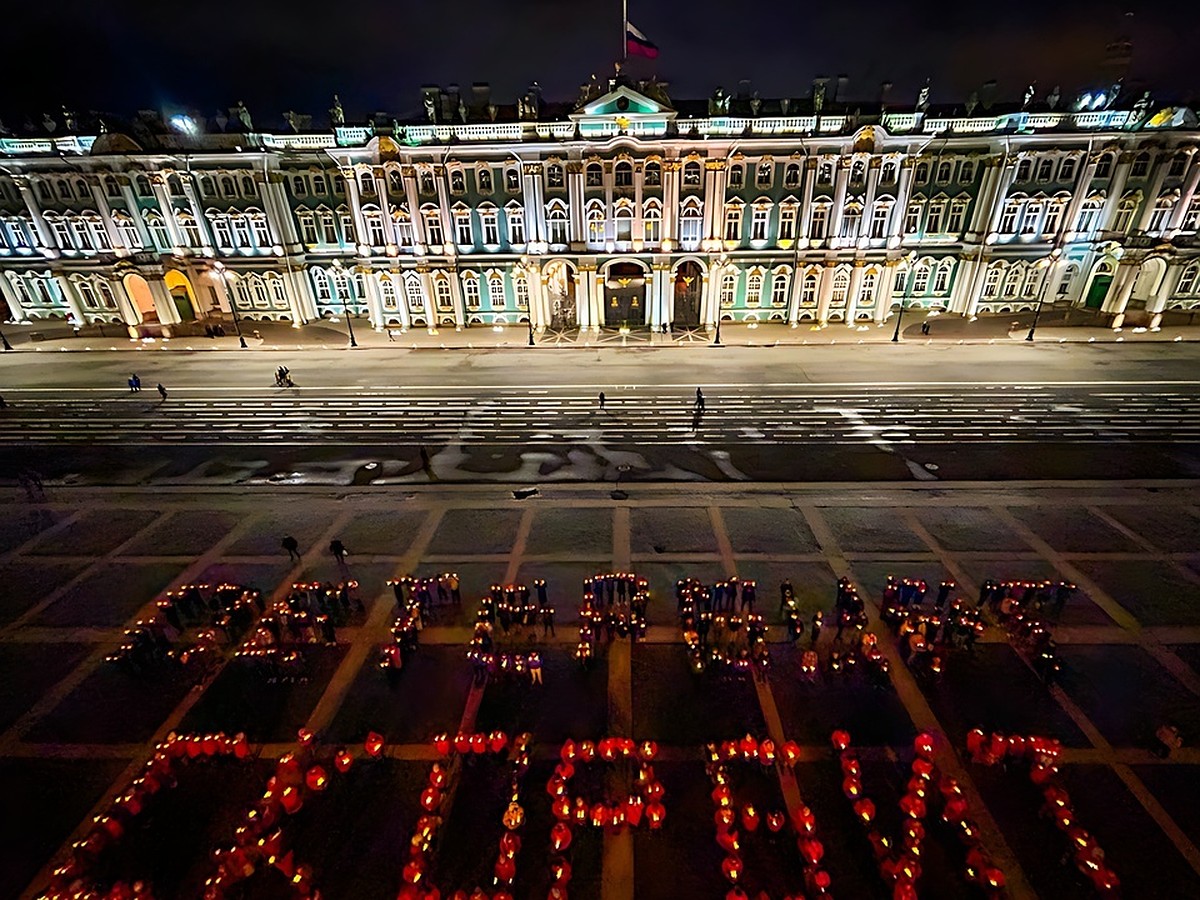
(1083, 260, 1115, 310)
(673, 260, 703, 327)
(604, 261, 646, 328)
(164, 270, 198, 321)
(1129, 257, 1168, 311)
(544, 259, 577, 329)
(122, 273, 158, 324)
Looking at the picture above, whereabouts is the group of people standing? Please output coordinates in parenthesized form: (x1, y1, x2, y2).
(677, 577, 769, 676)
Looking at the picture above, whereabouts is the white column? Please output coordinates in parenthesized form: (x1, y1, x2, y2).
(386, 272, 411, 330)
(522, 164, 547, 248)
(1134, 160, 1170, 233)
(147, 275, 181, 325)
(360, 267, 384, 329)
(876, 262, 896, 323)
(402, 168, 428, 252)
(703, 160, 727, 243)
(0, 274, 28, 322)
(150, 176, 186, 250)
(799, 159, 817, 239)
(787, 263, 805, 324)
(950, 255, 979, 315)
(845, 261, 865, 323)
(661, 159, 679, 247)
(859, 162, 881, 245)
(816, 262, 835, 324)
(1168, 158, 1200, 235)
(828, 158, 850, 244)
(576, 268, 592, 329)
(1063, 157, 1098, 238)
(567, 163, 585, 245)
(15, 177, 57, 255)
(449, 269, 465, 329)
(434, 168, 455, 256)
(985, 162, 1018, 237)
(118, 179, 154, 249)
(180, 176, 215, 252)
(258, 174, 297, 249)
(86, 177, 127, 253)
(1099, 154, 1133, 231)
(54, 275, 89, 323)
(343, 169, 370, 256)
(893, 159, 917, 240)
(699, 268, 718, 326)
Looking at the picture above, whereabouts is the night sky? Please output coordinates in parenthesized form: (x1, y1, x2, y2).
(5, 0, 1198, 130)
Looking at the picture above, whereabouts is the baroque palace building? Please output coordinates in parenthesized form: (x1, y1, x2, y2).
(0, 77, 1198, 336)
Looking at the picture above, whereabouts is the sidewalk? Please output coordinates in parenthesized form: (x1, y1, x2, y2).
(4, 309, 1200, 352)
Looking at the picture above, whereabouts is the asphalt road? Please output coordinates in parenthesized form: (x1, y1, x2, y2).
(2, 343, 1200, 484)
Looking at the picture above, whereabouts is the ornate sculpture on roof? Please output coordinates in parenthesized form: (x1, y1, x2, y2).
(487, 104, 498, 122)
(749, 93, 762, 116)
(578, 74, 602, 108)
(330, 94, 345, 127)
(1130, 91, 1153, 127)
(41, 112, 56, 133)
(423, 93, 438, 123)
(639, 76, 671, 108)
(518, 82, 541, 121)
(965, 91, 979, 116)
(1022, 82, 1036, 109)
(915, 80, 931, 113)
(458, 98, 469, 124)
(61, 105, 77, 133)
(1046, 85, 1061, 111)
(283, 111, 311, 133)
(708, 87, 730, 116)
(234, 101, 255, 133)
(812, 80, 827, 116)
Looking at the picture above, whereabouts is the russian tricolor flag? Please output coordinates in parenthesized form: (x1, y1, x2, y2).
(626, 22, 659, 59)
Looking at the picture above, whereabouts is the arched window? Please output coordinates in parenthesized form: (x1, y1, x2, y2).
(546, 201, 569, 245)
(434, 275, 453, 311)
(770, 269, 790, 307)
(357, 172, 373, 196)
(488, 273, 506, 308)
(221, 176, 236, 196)
(912, 263, 931, 295)
(546, 163, 564, 188)
(801, 273, 818, 306)
(756, 161, 773, 187)
(915, 161, 930, 184)
(851, 160, 867, 185)
(959, 161, 976, 183)
(784, 163, 801, 188)
(860, 269, 879, 305)
(983, 265, 1003, 298)
(881, 161, 898, 183)
(585, 163, 603, 187)
(719, 271, 737, 307)
(1113, 195, 1138, 233)
(379, 276, 399, 311)
(420, 171, 435, 194)
(478, 167, 493, 192)
(1178, 262, 1200, 296)
(462, 273, 481, 309)
(1169, 154, 1189, 178)
(1131, 152, 1151, 178)
(614, 161, 633, 187)
(505, 168, 520, 192)
(135, 175, 151, 197)
(643, 200, 662, 244)
(680, 199, 703, 247)
(728, 165, 745, 189)
(513, 272, 530, 309)
(312, 173, 328, 195)
(934, 261, 953, 294)
(746, 271, 764, 306)
(1016, 159, 1032, 182)
(831, 270, 850, 304)
(1058, 158, 1077, 182)
(585, 202, 605, 245)
(644, 161, 661, 186)
(818, 159, 835, 184)
(313, 269, 332, 302)
(104, 175, 121, 198)
(683, 161, 701, 186)
(1002, 264, 1024, 298)
(404, 274, 425, 313)
(1094, 155, 1113, 179)
(290, 175, 306, 196)
(241, 175, 256, 196)
(389, 170, 404, 194)
(449, 170, 465, 194)
(1035, 158, 1054, 182)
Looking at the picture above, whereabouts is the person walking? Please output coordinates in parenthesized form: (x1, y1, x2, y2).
(598, 391, 606, 410)
(156, 383, 168, 401)
(129, 374, 141, 392)
(282, 535, 301, 561)
(695, 387, 705, 411)
(330, 539, 347, 565)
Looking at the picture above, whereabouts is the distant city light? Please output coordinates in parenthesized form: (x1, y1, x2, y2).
(169, 114, 198, 135)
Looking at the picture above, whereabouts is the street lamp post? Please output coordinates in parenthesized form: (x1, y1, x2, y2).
(344, 299, 359, 348)
(214, 263, 247, 349)
(892, 252, 919, 343)
(527, 315, 535, 347)
(1026, 247, 1063, 342)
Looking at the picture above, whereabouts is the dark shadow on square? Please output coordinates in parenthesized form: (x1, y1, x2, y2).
(31, 562, 190, 628)
(0, 642, 92, 733)
(525, 507, 613, 557)
(223, 510, 339, 556)
(914, 507, 1033, 552)
(0, 559, 89, 625)
(821, 507, 928, 553)
(1100, 504, 1200, 553)
(120, 510, 241, 556)
(427, 508, 523, 556)
(1059, 645, 1200, 747)
(1009, 506, 1140, 554)
(631, 508, 719, 554)
(26, 665, 195, 744)
(632, 644, 765, 744)
(1072, 559, 1200, 626)
(771, 645, 915, 744)
(336, 509, 429, 555)
(179, 644, 347, 742)
(0, 757, 131, 900)
(722, 507, 820, 554)
(0, 507, 64, 554)
(329, 645, 471, 744)
(25, 508, 163, 557)
(474, 649, 607, 742)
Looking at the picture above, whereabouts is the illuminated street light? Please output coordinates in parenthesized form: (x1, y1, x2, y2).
(213, 262, 247, 348)
(892, 251, 919, 343)
(1026, 247, 1064, 342)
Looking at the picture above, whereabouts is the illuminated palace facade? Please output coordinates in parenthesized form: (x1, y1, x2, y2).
(0, 80, 1199, 335)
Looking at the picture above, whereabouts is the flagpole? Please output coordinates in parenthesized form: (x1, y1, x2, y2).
(622, 0, 628, 61)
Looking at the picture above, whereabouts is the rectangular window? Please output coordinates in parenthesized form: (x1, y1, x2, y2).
(299, 217, 317, 245)
(644, 215, 660, 244)
(947, 203, 967, 234)
(367, 216, 386, 247)
(482, 214, 499, 245)
(810, 206, 828, 239)
(1043, 204, 1064, 237)
(232, 217, 251, 248)
(719, 273, 736, 306)
(252, 217, 272, 248)
(508, 210, 525, 245)
(488, 277, 505, 308)
(870, 206, 889, 239)
(926, 204, 945, 234)
(52, 220, 74, 249)
(456, 215, 473, 246)
(435, 278, 453, 310)
(425, 214, 444, 247)
(724, 208, 742, 242)
(680, 213, 701, 246)
(321, 216, 338, 244)
(904, 204, 921, 234)
(999, 205, 1018, 234)
(750, 207, 769, 242)
(464, 277, 481, 308)
(514, 277, 529, 308)
(771, 274, 789, 307)
(340, 214, 356, 244)
(779, 206, 797, 241)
